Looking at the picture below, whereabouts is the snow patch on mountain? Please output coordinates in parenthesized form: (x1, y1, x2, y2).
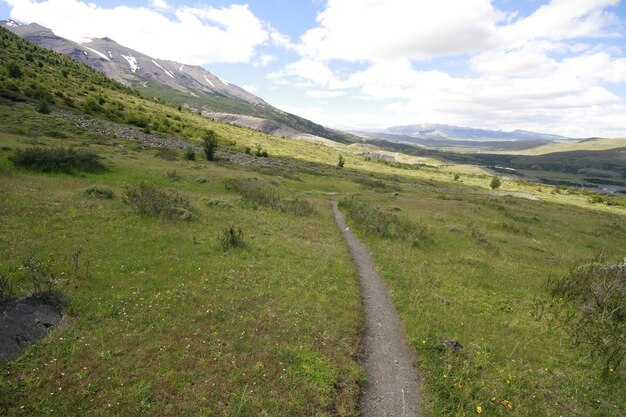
(121, 53, 138, 73)
(151, 59, 174, 78)
(83, 45, 110, 61)
(216, 75, 229, 86)
(179, 65, 184, 72)
(108, 51, 113, 58)
(203, 75, 215, 87)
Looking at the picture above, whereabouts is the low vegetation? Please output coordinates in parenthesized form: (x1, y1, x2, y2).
(122, 182, 194, 220)
(9, 146, 105, 173)
(339, 196, 428, 246)
(547, 257, 626, 375)
(226, 178, 317, 216)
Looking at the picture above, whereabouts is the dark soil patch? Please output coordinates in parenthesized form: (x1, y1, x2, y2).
(0, 296, 63, 362)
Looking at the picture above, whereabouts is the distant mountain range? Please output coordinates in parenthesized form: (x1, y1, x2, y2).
(1, 19, 356, 144)
(351, 123, 572, 150)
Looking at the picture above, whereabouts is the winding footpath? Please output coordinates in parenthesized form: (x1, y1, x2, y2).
(332, 201, 422, 417)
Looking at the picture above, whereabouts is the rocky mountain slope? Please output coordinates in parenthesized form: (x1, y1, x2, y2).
(1, 19, 356, 144)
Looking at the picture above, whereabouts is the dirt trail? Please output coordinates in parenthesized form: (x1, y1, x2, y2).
(332, 202, 422, 417)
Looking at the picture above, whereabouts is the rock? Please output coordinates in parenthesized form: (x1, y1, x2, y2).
(443, 339, 463, 351)
(0, 297, 63, 362)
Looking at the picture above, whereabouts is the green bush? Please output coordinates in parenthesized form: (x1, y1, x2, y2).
(203, 130, 218, 161)
(122, 182, 194, 220)
(218, 227, 245, 250)
(490, 176, 502, 190)
(547, 258, 626, 374)
(338, 154, 345, 168)
(36, 101, 51, 114)
(184, 148, 196, 161)
(339, 196, 428, 246)
(9, 146, 106, 173)
(225, 178, 316, 216)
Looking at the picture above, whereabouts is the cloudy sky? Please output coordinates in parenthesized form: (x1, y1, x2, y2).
(2, 0, 626, 137)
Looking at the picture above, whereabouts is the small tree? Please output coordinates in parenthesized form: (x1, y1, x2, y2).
(338, 154, 345, 168)
(490, 176, 502, 190)
(453, 173, 460, 181)
(202, 130, 218, 161)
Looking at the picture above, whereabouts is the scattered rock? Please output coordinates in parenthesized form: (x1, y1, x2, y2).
(443, 339, 464, 351)
(0, 296, 63, 362)
(196, 177, 209, 184)
(84, 186, 114, 199)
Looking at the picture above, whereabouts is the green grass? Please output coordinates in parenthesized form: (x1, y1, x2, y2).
(340, 190, 626, 416)
(0, 133, 364, 416)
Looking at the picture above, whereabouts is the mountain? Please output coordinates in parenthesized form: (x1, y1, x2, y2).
(350, 123, 572, 151)
(1, 19, 356, 144)
(383, 123, 569, 141)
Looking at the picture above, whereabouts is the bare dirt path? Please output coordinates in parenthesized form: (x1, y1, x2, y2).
(331, 202, 422, 417)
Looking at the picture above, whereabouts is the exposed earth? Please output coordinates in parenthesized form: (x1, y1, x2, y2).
(332, 201, 422, 417)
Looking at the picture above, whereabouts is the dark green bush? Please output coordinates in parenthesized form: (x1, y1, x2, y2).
(339, 196, 428, 246)
(203, 130, 218, 161)
(218, 227, 245, 250)
(36, 101, 50, 114)
(9, 147, 106, 173)
(184, 148, 196, 160)
(122, 182, 194, 220)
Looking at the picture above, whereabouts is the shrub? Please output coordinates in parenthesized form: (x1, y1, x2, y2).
(203, 130, 218, 161)
(453, 173, 460, 181)
(546, 257, 626, 374)
(122, 182, 195, 220)
(36, 101, 51, 114)
(339, 196, 428, 246)
(225, 178, 316, 216)
(184, 148, 196, 160)
(338, 154, 345, 168)
(218, 227, 245, 250)
(84, 186, 114, 199)
(154, 148, 178, 161)
(353, 177, 401, 193)
(9, 147, 106, 173)
(490, 176, 502, 190)
(6, 62, 22, 79)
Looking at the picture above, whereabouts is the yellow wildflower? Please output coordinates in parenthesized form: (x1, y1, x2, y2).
(476, 405, 483, 414)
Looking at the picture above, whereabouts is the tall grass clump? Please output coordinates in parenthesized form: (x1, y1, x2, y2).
(9, 147, 105, 173)
(339, 196, 428, 246)
(547, 257, 626, 375)
(122, 182, 194, 220)
(218, 227, 245, 250)
(225, 178, 316, 216)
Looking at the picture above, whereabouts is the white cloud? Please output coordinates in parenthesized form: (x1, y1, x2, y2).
(5, 0, 271, 64)
(306, 90, 346, 98)
(269, 59, 336, 86)
(298, 0, 505, 61)
(274, 0, 626, 137)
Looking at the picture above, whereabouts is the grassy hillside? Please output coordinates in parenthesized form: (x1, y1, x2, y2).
(140, 82, 359, 144)
(1, 26, 625, 416)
